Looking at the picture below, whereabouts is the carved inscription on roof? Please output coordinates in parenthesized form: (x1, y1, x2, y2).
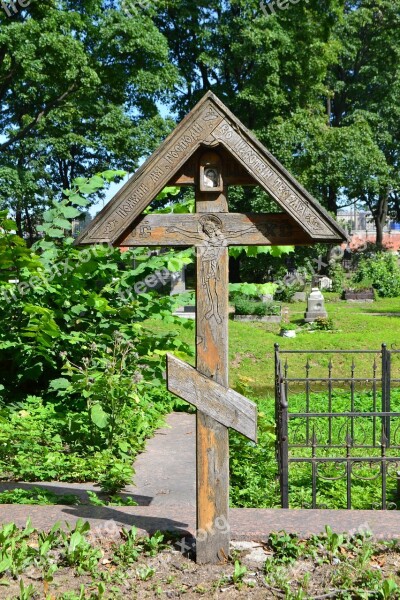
(212, 121, 334, 238)
(87, 104, 224, 242)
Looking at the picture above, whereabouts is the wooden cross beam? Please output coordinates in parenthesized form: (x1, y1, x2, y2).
(167, 354, 257, 441)
(120, 213, 313, 247)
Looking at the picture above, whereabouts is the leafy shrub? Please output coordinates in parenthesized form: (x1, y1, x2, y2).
(229, 282, 277, 298)
(307, 317, 335, 331)
(233, 294, 280, 316)
(353, 253, 400, 297)
(0, 173, 195, 490)
(346, 278, 374, 292)
(328, 262, 346, 293)
(274, 282, 304, 302)
(280, 323, 297, 331)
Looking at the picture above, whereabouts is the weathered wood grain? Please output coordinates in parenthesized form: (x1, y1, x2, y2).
(167, 354, 257, 442)
(194, 187, 230, 565)
(166, 146, 257, 187)
(74, 92, 347, 248)
(120, 213, 312, 247)
(211, 118, 344, 241)
(74, 96, 224, 245)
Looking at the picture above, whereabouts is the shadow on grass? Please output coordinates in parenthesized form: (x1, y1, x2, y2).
(361, 308, 400, 316)
(0, 481, 152, 506)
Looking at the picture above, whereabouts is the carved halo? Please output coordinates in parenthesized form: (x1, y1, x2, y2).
(199, 214, 223, 234)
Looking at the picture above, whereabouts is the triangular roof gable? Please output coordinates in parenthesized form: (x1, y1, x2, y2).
(75, 92, 347, 245)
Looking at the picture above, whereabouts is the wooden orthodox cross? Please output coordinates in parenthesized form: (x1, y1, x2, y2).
(75, 92, 347, 564)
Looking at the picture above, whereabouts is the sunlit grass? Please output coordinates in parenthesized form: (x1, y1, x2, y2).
(146, 295, 400, 400)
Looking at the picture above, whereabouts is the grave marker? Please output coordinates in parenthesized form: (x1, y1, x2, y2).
(75, 92, 347, 563)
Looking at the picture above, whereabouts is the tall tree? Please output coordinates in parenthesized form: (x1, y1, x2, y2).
(0, 0, 177, 241)
(156, 0, 400, 246)
(327, 0, 400, 245)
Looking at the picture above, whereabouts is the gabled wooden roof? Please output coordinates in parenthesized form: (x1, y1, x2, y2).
(75, 92, 347, 246)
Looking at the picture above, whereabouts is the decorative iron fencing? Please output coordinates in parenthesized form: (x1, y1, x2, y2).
(275, 344, 400, 510)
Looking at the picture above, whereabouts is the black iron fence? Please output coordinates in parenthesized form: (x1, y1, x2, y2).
(275, 344, 400, 510)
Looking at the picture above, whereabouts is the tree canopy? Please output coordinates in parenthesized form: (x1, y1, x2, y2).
(0, 0, 177, 241)
(1, 0, 400, 245)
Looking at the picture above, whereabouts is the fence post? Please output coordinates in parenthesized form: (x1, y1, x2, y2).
(382, 344, 391, 446)
(275, 344, 289, 508)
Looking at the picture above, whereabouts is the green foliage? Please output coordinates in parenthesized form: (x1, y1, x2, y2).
(0, 488, 79, 506)
(328, 262, 346, 293)
(324, 526, 344, 562)
(353, 253, 400, 297)
(233, 295, 280, 317)
(307, 317, 335, 331)
(229, 282, 278, 297)
(230, 399, 278, 508)
(0, 517, 166, 597)
(0, 2, 178, 240)
(0, 173, 194, 490)
(112, 527, 164, 568)
(274, 282, 305, 303)
(97, 461, 135, 496)
(231, 388, 400, 511)
(266, 532, 302, 566)
(232, 560, 247, 586)
(229, 245, 294, 260)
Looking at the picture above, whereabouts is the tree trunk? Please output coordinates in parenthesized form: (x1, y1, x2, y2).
(15, 206, 23, 238)
(24, 206, 34, 247)
(327, 185, 338, 215)
(374, 193, 389, 249)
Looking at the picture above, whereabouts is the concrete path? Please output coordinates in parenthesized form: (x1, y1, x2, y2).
(2, 413, 400, 541)
(0, 413, 196, 507)
(126, 413, 196, 507)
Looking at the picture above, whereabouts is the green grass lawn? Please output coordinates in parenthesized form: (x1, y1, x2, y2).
(147, 295, 400, 510)
(147, 295, 400, 400)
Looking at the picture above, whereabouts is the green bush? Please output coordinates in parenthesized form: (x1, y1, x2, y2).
(0, 390, 172, 490)
(308, 317, 335, 331)
(233, 294, 280, 316)
(353, 253, 400, 297)
(328, 262, 346, 293)
(274, 282, 304, 302)
(0, 173, 194, 490)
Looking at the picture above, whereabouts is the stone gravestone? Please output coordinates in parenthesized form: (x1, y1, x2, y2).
(319, 276, 332, 291)
(305, 288, 328, 322)
(170, 267, 186, 295)
(75, 92, 347, 564)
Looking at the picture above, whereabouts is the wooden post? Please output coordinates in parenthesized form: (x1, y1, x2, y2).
(195, 185, 230, 563)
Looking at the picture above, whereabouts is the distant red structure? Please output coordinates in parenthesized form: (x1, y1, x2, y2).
(348, 232, 400, 251)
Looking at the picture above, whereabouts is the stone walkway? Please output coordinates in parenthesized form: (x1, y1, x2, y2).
(1, 413, 400, 540)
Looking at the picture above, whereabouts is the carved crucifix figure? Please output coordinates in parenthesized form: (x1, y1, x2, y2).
(168, 215, 256, 327)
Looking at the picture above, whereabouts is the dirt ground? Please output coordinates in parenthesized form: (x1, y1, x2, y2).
(3, 535, 400, 600)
